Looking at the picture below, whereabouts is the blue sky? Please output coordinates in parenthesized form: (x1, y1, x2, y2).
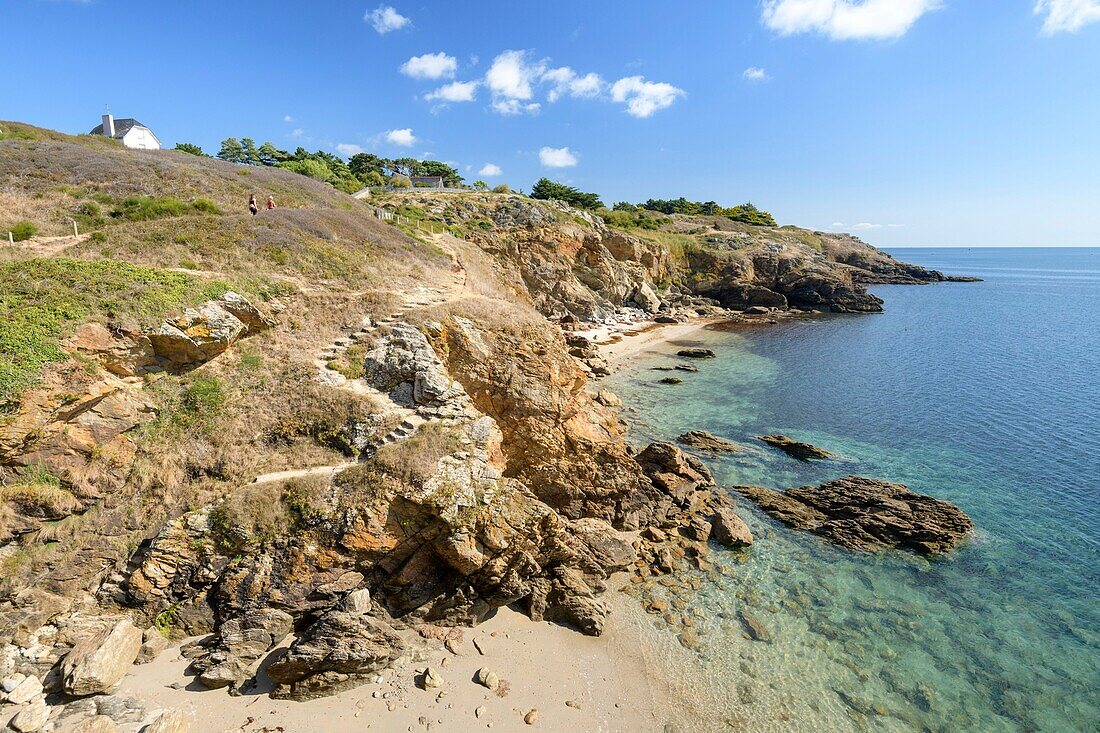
(2, 0, 1098, 246)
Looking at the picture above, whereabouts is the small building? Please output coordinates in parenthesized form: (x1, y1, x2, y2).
(88, 113, 161, 150)
(409, 175, 444, 189)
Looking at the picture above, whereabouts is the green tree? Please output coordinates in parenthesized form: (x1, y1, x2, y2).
(473, 180, 489, 191)
(257, 142, 287, 166)
(387, 157, 421, 177)
(240, 138, 261, 166)
(491, 184, 511, 194)
(612, 201, 636, 211)
(419, 160, 464, 187)
(173, 142, 206, 157)
(530, 178, 604, 210)
(349, 153, 387, 179)
(217, 137, 245, 164)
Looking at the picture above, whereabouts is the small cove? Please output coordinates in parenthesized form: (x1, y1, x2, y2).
(605, 248, 1100, 732)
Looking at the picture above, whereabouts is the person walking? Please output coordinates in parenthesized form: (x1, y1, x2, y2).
(248, 194, 258, 216)
(266, 195, 276, 210)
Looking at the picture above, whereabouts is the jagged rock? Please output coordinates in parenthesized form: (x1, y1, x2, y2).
(635, 443, 714, 505)
(735, 476, 973, 555)
(361, 324, 464, 409)
(267, 610, 404, 700)
(677, 348, 715, 359)
(190, 608, 293, 690)
(5, 674, 42, 704)
(677, 431, 742, 453)
(61, 619, 142, 696)
(71, 716, 118, 733)
(757, 434, 831, 460)
(594, 390, 622, 407)
(710, 508, 753, 548)
(146, 291, 272, 368)
(630, 282, 662, 313)
(140, 709, 190, 733)
(62, 322, 157, 377)
(745, 306, 771, 315)
(10, 699, 49, 732)
(344, 589, 372, 614)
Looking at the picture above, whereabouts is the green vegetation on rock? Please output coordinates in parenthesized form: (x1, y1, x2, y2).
(530, 178, 604, 210)
(0, 258, 229, 402)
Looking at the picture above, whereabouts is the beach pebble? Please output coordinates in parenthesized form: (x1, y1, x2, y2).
(565, 700, 581, 709)
(421, 667, 444, 689)
(475, 668, 500, 690)
(524, 709, 539, 725)
(475, 706, 486, 718)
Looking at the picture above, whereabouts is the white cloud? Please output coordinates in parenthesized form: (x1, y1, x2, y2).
(543, 67, 605, 102)
(539, 146, 578, 168)
(486, 50, 547, 114)
(609, 76, 685, 118)
(479, 163, 503, 176)
(384, 128, 417, 147)
(424, 80, 479, 103)
(1035, 0, 1100, 34)
(365, 5, 410, 34)
(283, 114, 295, 123)
(761, 0, 941, 41)
(289, 128, 304, 138)
(743, 66, 770, 82)
(400, 52, 457, 80)
(492, 99, 541, 116)
(336, 143, 365, 157)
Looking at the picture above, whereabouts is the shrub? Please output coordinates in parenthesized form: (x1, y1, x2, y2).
(208, 478, 324, 553)
(8, 221, 37, 242)
(75, 201, 106, 229)
(181, 375, 226, 416)
(491, 184, 511, 194)
(173, 143, 206, 157)
(278, 158, 333, 182)
(110, 196, 221, 221)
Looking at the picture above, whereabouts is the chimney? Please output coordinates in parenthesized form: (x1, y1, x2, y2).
(102, 113, 115, 137)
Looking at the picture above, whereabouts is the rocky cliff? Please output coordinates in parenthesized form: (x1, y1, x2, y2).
(0, 123, 966, 723)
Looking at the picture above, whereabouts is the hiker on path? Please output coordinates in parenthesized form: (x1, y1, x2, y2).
(266, 195, 276, 210)
(248, 194, 258, 216)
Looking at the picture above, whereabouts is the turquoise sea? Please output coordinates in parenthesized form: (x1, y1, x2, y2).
(605, 248, 1099, 732)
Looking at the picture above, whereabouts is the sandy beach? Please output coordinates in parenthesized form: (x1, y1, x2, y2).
(573, 317, 728, 366)
(113, 590, 699, 733)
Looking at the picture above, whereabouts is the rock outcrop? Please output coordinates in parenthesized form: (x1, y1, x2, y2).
(757, 434, 831, 460)
(735, 476, 973, 555)
(677, 431, 743, 454)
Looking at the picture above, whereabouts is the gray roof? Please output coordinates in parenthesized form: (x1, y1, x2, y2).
(88, 118, 150, 138)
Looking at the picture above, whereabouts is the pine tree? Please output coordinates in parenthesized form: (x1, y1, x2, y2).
(217, 137, 245, 163)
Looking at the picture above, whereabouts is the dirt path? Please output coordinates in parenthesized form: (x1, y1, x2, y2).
(5, 232, 89, 257)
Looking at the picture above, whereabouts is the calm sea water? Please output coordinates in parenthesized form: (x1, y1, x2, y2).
(606, 248, 1099, 732)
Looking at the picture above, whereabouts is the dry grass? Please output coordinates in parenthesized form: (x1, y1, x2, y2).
(0, 479, 81, 518)
(208, 476, 326, 554)
(372, 422, 463, 485)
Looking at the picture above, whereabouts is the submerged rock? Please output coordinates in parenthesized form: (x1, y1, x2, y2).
(735, 476, 973, 555)
(757, 434, 831, 460)
(676, 348, 715, 359)
(677, 431, 742, 454)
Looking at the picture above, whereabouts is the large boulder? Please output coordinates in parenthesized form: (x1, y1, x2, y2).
(140, 709, 190, 733)
(709, 507, 754, 547)
(61, 619, 143, 696)
(188, 608, 294, 690)
(735, 476, 973, 555)
(267, 610, 404, 700)
(146, 291, 273, 368)
(634, 442, 714, 505)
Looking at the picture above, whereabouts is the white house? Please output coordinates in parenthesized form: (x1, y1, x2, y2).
(88, 113, 161, 150)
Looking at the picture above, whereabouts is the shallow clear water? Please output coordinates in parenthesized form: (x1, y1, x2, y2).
(606, 248, 1100, 732)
